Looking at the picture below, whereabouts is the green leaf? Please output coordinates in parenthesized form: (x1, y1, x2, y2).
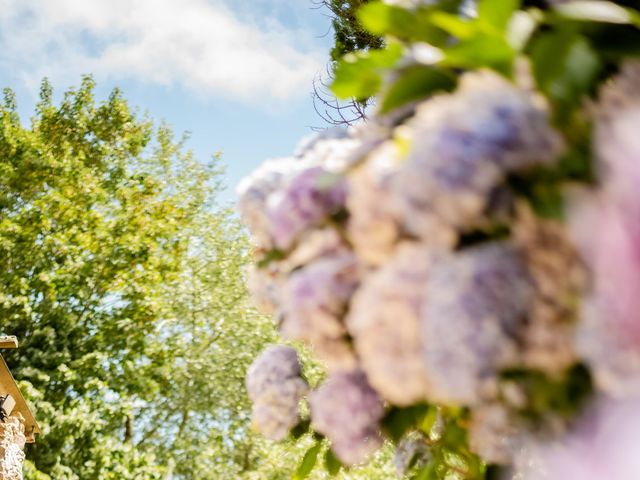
(380, 66, 456, 114)
(478, 0, 520, 31)
(257, 248, 286, 268)
(441, 420, 467, 448)
(442, 34, 515, 74)
(331, 43, 404, 100)
(425, 11, 477, 40)
(464, 450, 484, 478)
(324, 448, 343, 476)
(358, 2, 415, 36)
(382, 404, 430, 443)
(418, 406, 441, 437)
(552, 1, 640, 25)
(332, 62, 381, 100)
(293, 442, 323, 480)
(507, 10, 541, 51)
(530, 31, 602, 120)
(357, 2, 453, 46)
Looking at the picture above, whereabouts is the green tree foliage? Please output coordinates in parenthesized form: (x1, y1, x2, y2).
(0, 76, 301, 479)
(321, 0, 384, 62)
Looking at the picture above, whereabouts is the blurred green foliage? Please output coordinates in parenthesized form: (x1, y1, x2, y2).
(331, 0, 640, 118)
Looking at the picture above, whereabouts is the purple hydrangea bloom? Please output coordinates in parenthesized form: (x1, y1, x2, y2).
(246, 345, 304, 399)
(422, 243, 533, 405)
(237, 128, 363, 252)
(267, 166, 347, 251)
(246, 346, 308, 441)
(310, 371, 384, 465)
(280, 251, 360, 371)
(282, 251, 359, 330)
(347, 141, 458, 267)
(237, 157, 304, 250)
(575, 203, 640, 396)
(391, 71, 562, 237)
(246, 229, 349, 316)
(346, 243, 433, 405)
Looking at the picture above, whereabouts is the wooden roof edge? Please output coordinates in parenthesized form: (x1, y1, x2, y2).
(0, 336, 18, 349)
(0, 355, 40, 443)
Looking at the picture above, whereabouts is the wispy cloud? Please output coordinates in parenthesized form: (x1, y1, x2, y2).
(0, 0, 326, 102)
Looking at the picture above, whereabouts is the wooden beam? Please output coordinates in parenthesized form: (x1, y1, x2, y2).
(0, 356, 40, 442)
(0, 337, 18, 349)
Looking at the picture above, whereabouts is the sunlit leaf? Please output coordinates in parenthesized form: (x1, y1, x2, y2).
(478, 0, 520, 31)
(553, 1, 640, 25)
(293, 442, 323, 480)
(358, 2, 415, 36)
(358, 1, 454, 46)
(380, 66, 456, 114)
(428, 11, 478, 39)
(442, 35, 515, 74)
(324, 448, 343, 476)
(331, 43, 404, 100)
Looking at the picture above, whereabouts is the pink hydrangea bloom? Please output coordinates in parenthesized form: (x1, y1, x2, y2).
(572, 61, 640, 396)
(514, 397, 640, 480)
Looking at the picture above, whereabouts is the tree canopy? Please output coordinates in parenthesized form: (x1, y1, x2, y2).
(322, 0, 384, 62)
(0, 76, 297, 479)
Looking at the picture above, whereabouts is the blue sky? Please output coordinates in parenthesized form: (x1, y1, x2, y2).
(0, 0, 334, 204)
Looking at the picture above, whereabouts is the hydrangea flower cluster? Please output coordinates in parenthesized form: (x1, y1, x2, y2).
(310, 370, 385, 465)
(572, 61, 640, 397)
(421, 243, 533, 406)
(240, 57, 640, 477)
(513, 397, 640, 479)
(245, 346, 308, 441)
(347, 72, 563, 265)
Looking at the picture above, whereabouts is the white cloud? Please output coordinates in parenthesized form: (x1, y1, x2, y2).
(0, 0, 326, 102)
